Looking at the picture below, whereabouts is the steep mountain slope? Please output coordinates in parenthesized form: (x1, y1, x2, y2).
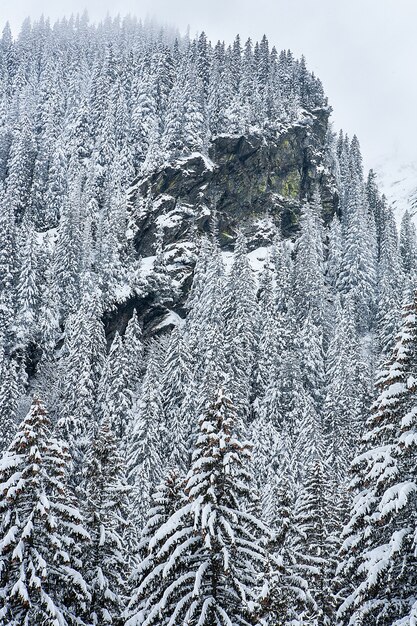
(0, 15, 417, 626)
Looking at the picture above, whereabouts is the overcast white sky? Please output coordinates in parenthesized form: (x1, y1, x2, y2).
(2, 0, 417, 176)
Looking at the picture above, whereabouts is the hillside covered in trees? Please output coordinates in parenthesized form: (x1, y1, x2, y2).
(0, 14, 417, 626)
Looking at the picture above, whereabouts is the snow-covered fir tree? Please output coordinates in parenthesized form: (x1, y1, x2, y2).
(338, 293, 417, 625)
(0, 396, 91, 625)
(83, 417, 133, 625)
(127, 343, 165, 526)
(126, 387, 267, 625)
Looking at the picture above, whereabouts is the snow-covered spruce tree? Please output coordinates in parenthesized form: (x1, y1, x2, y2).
(260, 434, 314, 626)
(98, 332, 133, 442)
(252, 250, 290, 421)
(291, 457, 338, 625)
(253, 250, 291, 424)
(285, 354, 340, 624)
(15, 212, 40, 348)
(123, 310, 144, 396)
(146, 226, 178, 306)
(52, 176, 84, 320)
(184, 235, 217, 358)
(365, 169, 385, 257)
(6, 115, 37, 221)
(38, 263, 61, 356)
(127, 343, 165, 527)
(126, 387, 267, 626)
(44, 136, 68, 229)
(183, 235, 212, 326)
(161, 325, 193, 472)
(292, 375, 325, 485)
(0, 396, 91, 625)
(293, 200, 327, 330)
(296, 312, 325, 417)
(251, 397, 281, 508)
(272, 232, 294, 316)
(0, 355, 19, 451)
(376, 203, 404, 361)
(323, 297, 362, 485)
(338, 292, 417, 625)
(223, 231, 259, 422)
(207, 43, 228, 135)
(0, 221, 16, 351)
(337, 170, 377, 334)
(186, 234, 229, 417)
(327, 214, 343, 291)
(399, 209, 417, 279)
(162, 68, 187, 161)
(124, 469, 185, 625)
(83, 417, 133, 625)
(57, 280, 106, 478)
(182, 64, 207, 154)
(131, 71, 159, 171)
(0, 187, 16, 325)
(95, 198, 125, 309)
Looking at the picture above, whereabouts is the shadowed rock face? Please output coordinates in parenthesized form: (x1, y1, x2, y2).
(106, 107, 339, 339)
(129, 107, 338, 258)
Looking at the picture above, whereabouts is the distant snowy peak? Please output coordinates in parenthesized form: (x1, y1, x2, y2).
(374, 159, 417, 222)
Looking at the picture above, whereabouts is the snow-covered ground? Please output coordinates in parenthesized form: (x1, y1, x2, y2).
(221, 246, 270, 277)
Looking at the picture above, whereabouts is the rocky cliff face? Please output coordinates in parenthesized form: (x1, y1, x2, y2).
(107, 107, 338, 337)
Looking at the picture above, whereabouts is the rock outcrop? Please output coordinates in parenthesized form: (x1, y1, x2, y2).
(129, 107, 337, 254)
(106, 107, 338, 337)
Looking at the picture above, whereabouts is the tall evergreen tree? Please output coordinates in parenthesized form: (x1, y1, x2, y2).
(57, 282, 106, 478)
(338, 293, 417, 625)
(292, 458, 337, 625)
(337, 174, 377, 333)
(0, 186, 16, 325)
(124, 469, 185, 626)
(223, 231, 258, 422)
(99, 332, 132, 442)
(84, 417, 133, 625)
(127, 344, 165, 527)
(0, 355, 19, 451)
(0, 397, 91, 625)
(126, 387, 267, 625)
(399, 209, 417, 278)
(293, 201, 326, 329)
(377, 204, 404, 359)
(15, 213, 40, 347)
(123, 310, 143, 395)
(161, 326, 193, 472)
(323, 297, 362, 483)
(260, 434, 314, 626)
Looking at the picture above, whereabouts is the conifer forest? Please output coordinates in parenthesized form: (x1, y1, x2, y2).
(1, 14, 417, 626)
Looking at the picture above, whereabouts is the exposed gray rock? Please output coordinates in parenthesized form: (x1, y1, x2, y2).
(128, 107, 338, 258)
(107, 107, 339, 339)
